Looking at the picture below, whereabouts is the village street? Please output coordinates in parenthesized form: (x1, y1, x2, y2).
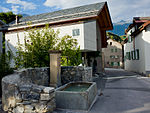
(55, 68, 150, 113)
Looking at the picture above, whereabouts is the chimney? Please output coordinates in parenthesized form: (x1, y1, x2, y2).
(16, 15, 19, 25)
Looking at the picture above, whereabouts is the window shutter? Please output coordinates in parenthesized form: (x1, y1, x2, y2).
(129, 52, 131, 60)
(136, 49, 139, 60)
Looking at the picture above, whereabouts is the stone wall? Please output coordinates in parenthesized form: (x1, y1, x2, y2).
(61, 66, 92, 85)
(2, 66, 92, 112)
(2, 67, 55, 113)
(17, 67, 50, 86)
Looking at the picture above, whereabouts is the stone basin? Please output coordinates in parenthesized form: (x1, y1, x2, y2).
(56, 82, 97, 111)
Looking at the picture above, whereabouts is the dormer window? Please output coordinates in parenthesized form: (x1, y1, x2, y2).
(72, 29, 80, 36)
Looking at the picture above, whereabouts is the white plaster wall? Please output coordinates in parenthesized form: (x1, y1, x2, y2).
(124, 30, 146, 74)
(84, 21, 97, 51)
(5, 31, 27, 55)
(6, 21, 98, 54)
(5, 31, 27, 67)
(0, 32, 2, 54)
(143, 25, 150, 72)
(5, 21, 98, 67)
(53, 23, 84, 50)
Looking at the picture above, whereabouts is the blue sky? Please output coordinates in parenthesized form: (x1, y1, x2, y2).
(0, 0, 150, 23)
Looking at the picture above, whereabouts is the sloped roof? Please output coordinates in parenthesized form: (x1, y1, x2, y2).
(131, 20, 150, 36)
(0, 20, 7, 26)
(9, 2, 105, 27)
(126, 17, 150, 33)
(126, 17, 150, 36)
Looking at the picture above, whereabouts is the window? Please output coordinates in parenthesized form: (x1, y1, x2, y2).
(115, 55, 119, 59)
(114, 62, 118, 66)
(111, 49, 113, 52)
(127, 30, 133, 43)
(126, 52, 131, 60)
(131, 51, 136, 60)
(115, 48, 117, 52)
(110, 42, 112, 45)
(135, 49, 140, 60)
(118, 62, 120, 66)
(128, 52, 131, 60)
(110, 55, 115, 59)
(111, 62, 114, 66)
(72, 29, 80, 36)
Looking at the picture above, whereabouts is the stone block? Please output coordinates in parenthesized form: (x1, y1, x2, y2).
(13, 106, 24, 113)
(78, 66, 84, 71)
(32, 85, 44, 93)
(16, 101, 31, 105)
(43, 87, 54, 94)
(30, 99, 39, 103)
(22, 92, 40, 100)
(70, 71, 76, 75)
(35, 104, 47, 113)
(8, 97, 16, 108)
(24, 105, 34, 113)
(40, 94, 50, 101)
(40, 92, 55, 101)
(19, 85, 32, 92)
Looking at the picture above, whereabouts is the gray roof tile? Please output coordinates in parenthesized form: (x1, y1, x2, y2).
(9, 2, 105, 27)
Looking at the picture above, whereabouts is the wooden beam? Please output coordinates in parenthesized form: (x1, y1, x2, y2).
(100, 8, 108, 28)
(101, 30, 107, 48)
(104, 3, 113, 30)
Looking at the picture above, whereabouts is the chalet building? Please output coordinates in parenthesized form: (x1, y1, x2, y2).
(102, 38, 123, 68)
(124, 17, 150, 76)
(0, 2, 113, 73)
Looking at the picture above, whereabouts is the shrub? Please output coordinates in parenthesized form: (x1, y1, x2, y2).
(15, 25, 82, 68)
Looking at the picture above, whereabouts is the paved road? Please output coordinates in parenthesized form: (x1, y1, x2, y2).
(55, 68, 150, 113)
(89, 68, 150, 113)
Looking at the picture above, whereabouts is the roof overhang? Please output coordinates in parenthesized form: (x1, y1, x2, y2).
(4, 2, 113, 32)
(131, 20, 150, 37)
(96, 2, 113, 48)
(2, 2, 113, 49)
(97, 2, 113, 31)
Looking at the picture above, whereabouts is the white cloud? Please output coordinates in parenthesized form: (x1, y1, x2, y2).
(11, 5, 19, 14)
(43, 0, 150, 22)
(6, 0, 36, 10)
(0, 6, 10, 12)
(43, 0, 101, 9)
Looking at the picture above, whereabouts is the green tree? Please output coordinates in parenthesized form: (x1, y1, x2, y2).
(15, 25, 82, 68)
(0, 52, 14, 96)
(0, 11, 22, 24)
(57, 35, 82, 66)
(107, 32, 123, 43)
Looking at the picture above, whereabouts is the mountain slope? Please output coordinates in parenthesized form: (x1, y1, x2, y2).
(109, 20, 131, 36)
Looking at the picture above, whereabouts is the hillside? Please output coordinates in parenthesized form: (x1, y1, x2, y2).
(109, 20, 131, 36)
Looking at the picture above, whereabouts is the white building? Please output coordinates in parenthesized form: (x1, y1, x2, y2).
(103, 38, 123, 68)
(1, 2, 113, 73)
(124, 17, 150, 76)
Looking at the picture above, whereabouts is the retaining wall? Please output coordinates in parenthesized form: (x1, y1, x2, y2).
(2, 67, 55, 113)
